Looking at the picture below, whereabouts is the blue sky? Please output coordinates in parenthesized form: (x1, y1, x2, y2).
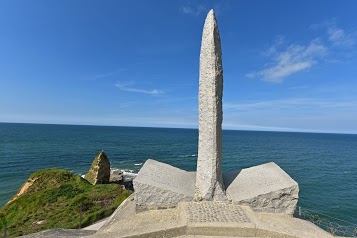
(1, 1, 357, 133)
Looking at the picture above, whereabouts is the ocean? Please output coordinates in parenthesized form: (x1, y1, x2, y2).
(0, 123, 356, 226)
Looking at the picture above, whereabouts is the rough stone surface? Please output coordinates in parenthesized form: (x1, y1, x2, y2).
(187, 202, 250, 223)
(133, 159, 196, 211)
(195, 9, 226, 202)
(84, 151, 111, 185)
(226, 162, 299, 214)
(109, 169, 123, 183)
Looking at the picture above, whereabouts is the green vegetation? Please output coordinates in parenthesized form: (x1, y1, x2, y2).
(0, 168, 132, 237)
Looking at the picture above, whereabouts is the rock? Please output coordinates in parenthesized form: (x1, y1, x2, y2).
(195, 9, 226, 201)
(133, 159, 196, 211)
(32, 220, 46, 226)
(84, 151, 111, 185)
(110, 169, 123, 183)
(226, 162, 299, 215)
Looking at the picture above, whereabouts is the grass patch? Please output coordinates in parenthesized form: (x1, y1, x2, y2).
(0, 168, 132, 237)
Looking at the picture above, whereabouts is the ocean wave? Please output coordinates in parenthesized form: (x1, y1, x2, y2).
(111, 167, 137, 174)
(178, 154, 197, 158)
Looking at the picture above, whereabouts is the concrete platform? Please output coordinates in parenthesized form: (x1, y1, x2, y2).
(91, 194, 334, 238)
(24, 194, 335, 238)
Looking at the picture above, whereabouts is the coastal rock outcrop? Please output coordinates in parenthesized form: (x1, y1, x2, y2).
(110, 169, 123, 183)
(85, 150, 111, 185)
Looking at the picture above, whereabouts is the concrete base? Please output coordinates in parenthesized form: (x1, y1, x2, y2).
(23, 194, 334, 238)
(92, 194, 333, 238)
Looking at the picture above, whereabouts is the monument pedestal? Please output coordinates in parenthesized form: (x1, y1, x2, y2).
(94, 195, 333, 238)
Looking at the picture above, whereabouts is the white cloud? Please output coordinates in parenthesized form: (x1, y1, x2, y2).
(263, 35, 285, 56)
(181, 5, 207, 16)
(181, 6, 194, 14)
(327, 25, 355, 47)
(180, 1, 231, 17)
(115, 82, 164, 95)
(225, 98, 357, 111)
(310, 20, 356, 47)
(247, 39, 327, 83)
(248, 20, 356, 83)
(260, 61, 312, 83)
(328, 27, 344, 42)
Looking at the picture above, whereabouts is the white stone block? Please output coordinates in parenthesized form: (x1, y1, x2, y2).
(226, 162, 299, 214)
(133, 159, 196, 211)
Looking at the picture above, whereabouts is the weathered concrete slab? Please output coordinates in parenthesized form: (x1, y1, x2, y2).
(94, 198, 333, 238)
(251, 211, 334, 238)
(195, 9, 226, 202)
(133, 159, 196, 211)
(226, 162, 299, 214)
(95, 194, 186, 238)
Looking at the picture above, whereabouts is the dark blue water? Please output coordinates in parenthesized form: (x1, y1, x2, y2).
(0, 123, 356, 225)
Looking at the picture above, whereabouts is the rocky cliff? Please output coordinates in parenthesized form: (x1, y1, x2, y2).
(84, 150, 111, 185)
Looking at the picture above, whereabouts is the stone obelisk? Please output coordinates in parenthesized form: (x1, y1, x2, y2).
(194, 9, 226, 201)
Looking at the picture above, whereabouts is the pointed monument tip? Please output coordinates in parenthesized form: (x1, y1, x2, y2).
(207, 9, 215, 17)
(205, 9, 217, 24)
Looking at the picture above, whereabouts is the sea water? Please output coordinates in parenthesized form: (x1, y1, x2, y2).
(0, 123, 356, 225)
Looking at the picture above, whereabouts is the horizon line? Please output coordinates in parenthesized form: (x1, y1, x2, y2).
(1, 121, 356, 136)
